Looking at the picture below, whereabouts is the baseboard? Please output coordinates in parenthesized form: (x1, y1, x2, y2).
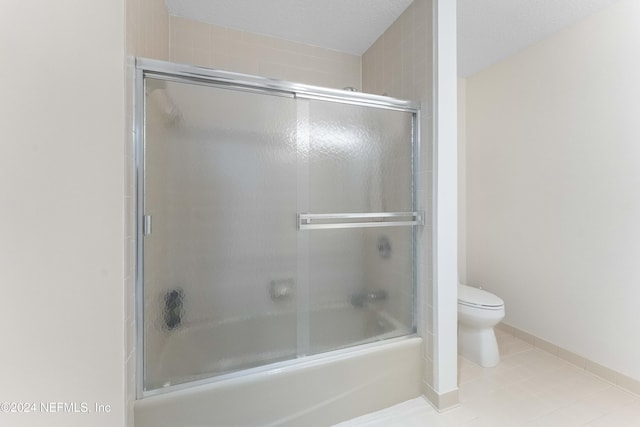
(422, 382, 459, 412)
(496, 322, 640, 396)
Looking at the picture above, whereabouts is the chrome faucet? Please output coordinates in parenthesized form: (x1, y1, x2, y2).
(350, 290, 388, 307)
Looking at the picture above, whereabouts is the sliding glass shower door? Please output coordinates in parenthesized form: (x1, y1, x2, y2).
(137, 62, 420, 394)
(302, 99, 417, 355)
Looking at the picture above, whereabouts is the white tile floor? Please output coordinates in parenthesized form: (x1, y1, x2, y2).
(335, 329, 640, 426)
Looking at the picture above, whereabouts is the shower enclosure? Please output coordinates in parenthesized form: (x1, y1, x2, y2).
(136, 59, 422, 396)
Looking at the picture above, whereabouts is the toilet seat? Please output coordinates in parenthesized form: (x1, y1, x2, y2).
(458, 284, 504, 310)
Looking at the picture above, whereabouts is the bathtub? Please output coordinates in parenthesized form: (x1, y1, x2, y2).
(136, 305, 422, 427)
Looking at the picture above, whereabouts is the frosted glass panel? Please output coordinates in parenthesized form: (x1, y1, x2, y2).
(306, 100, 415, 354)
(307, 100, 414, 213)
(306, 227, 415, 355)
(140, 71, 418, 394)
(143, 78, 298, 390)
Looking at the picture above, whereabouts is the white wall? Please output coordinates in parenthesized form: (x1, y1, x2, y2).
(466, 0, 640, 381)
(0, 1, 126, 426)
(431, 0, 459, 400)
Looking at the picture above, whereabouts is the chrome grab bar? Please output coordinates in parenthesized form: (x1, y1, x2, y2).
(298, 212, 424, 230)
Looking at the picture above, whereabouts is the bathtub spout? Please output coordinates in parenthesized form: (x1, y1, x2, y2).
(350, 290, 388, 307)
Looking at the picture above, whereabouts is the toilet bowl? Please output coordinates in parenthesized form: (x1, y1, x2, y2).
(458, 284, 505, 367)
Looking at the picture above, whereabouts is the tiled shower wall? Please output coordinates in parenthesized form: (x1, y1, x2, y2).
(362, 0, 436, 402)
(168, 16, 361, 90)
(126, 0, 170, 60)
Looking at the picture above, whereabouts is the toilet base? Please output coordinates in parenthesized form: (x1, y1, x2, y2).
(458, 325, 500, 367)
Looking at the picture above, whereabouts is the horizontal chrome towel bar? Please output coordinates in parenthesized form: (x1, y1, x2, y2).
(298, 212, 424, 230)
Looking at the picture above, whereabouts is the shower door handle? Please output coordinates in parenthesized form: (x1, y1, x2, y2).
(298, 212, 423, 230)
(143, 215, 153, 236)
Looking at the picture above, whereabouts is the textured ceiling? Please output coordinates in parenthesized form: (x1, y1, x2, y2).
(458, 0, 621, 77)
(165, 0, 622, 77)
(164, 0, 414, 55)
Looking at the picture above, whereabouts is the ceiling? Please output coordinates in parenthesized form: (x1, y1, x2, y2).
(165, 0, 621, 77)
(457, 0, 620, 77)
(165, 0, 414, 56)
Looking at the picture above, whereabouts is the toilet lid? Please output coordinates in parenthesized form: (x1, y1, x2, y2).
(458, 284, 504, 308)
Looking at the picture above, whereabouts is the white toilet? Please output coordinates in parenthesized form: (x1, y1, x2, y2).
(458, 284, 505, 367)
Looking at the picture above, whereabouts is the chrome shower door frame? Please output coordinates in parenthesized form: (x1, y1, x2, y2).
(134, 58, 422, 398)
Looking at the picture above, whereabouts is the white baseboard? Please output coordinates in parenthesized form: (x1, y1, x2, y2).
(496, 322, 640, 396)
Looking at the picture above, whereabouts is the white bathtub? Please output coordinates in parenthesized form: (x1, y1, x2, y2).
(136, 305, 422, 427)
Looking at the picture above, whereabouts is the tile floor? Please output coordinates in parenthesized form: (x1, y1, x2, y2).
(335, 329, 640, 426)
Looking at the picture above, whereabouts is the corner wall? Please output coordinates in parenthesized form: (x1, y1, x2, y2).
(363, 0, 459, 408)
(466, 0, 640, 382)
(0, 1, 126, 426)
